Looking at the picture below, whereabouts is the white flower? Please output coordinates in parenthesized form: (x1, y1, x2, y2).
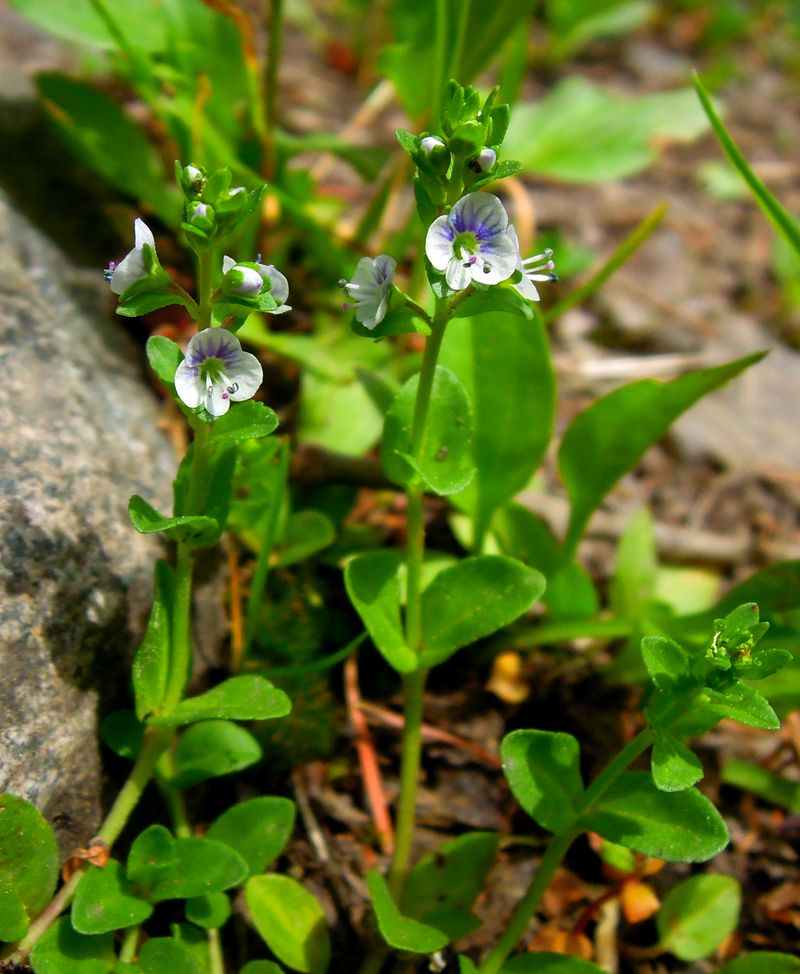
(506, 226, 557, 302)
(255, 261, 291, 314)
(106, 219, 156, 295)
(339, 255, 397, 330)
(174, 328, 263, 417)
(425, 192, 517, 292)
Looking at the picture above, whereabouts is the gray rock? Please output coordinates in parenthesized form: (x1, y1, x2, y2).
(0, 187, 175, 854)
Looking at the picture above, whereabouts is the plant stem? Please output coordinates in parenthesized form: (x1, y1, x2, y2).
(476, 728, 654, 974)
(119, 924, 141, 964)
(403, 301, 448, 654)
(431, 0, 448, 127)
(388, 668, 428, 898)
(208, 929, 225, 974)
(164, 541, 194, 711)
(10, 726, 173, 961)
(197, 249, 215, 330)
(386, 300, 450, 899)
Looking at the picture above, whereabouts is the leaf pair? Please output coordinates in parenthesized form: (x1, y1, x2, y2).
(345, 551, 545, 673)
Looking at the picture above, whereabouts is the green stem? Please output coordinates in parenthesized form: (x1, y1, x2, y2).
(197, 249, 215, 330)
(431, 0, 448, 126)
(208, 929, 225, 974)
(476, 729, 654, 974)
(388, 668, 428, 898)
(164, 541, 194, 711)
(11, 727, 173, 961)
(119, 924, 141, 964)
(403, 300, 448, 654)
(156, 752, 193, 839)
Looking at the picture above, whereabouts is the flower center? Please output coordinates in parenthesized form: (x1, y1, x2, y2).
(452, 231, 478, 257)
(199, 357, 227, 385)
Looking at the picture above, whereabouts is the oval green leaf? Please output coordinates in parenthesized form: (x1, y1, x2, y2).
(138, 938, 203, 974)
(718, 953, 800, 974)
(418, 556, 545, 667)
(186, 892, 232, 929)
(150, 676, 291, 726)
(72, 860, 152, 935)
(171, 720, 262, 788)
(657, 873, 741, 961)
(366, 870, 448, 954)
(381, 366, 474, 496)
(581, 772, 729, 862)
(0, 794, 59, 940)
(344, 551, 417, 673)
(501, 730, 584, 834)
(502, 954, 605, 972)
(30, 917, 115, 974)
(207, 797, 296, 877)
(246, 874, 331, 974)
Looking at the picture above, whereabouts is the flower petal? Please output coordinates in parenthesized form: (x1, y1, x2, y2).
(450, 192, 508, 239)
(222, 255, 236, 274)
(425, 216, 455, 271)
(228, 351, 263, 400)
(257, 264, 290, 303)
(185, 326, 242, 366)
(206, 383, 231, 416)
(475, 233, 517, 284)
(134, 218, 155, 249)
(445, 257, 472, 292)
(174, 362, 203, 408)
(109, 248, 146, 295)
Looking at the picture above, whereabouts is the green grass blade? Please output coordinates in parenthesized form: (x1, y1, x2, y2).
(694, 72, 800, 256)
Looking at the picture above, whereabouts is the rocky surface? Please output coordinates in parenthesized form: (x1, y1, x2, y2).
(0, 186, 175, 854)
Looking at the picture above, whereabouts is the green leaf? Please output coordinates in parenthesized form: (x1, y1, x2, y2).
(211, 402, 279, 444)
(207, 797, 296, 877)
(581, 772, 728, 862)
(502, 954, 606, 972)
(492, 503, 563, 577)
(128, 495, 218, 547)
(641, 636, 688, 689)
(718, 953, 800, 974)
(0, 794, 59, 941)
(651, 733, 704, 792)
(133, 560, 173, 721)
(451, 289, 534, 321)
(505, 78, 709, 183)
(127, 826, 247, 903)
(8, 0, 169, 49)
(418, 557, 545, 668)
(366, 870, 448, 954)
(440, 313, 555, 546)
(100, 710, 143, 760)
(138, 939, 202, 974)
(72, 860, 152, 935)
(381, 366, 474, 496)
(610, 509, 657, 618)
(722, 758, 800, 814)
(657, 873, 741, 961)
(559, 354, 763, 555)
(118, 292, 193, 318)
(246, 874, 331, 974)
(351, 308, 432, 339)
(146, 337, 184, 388)
(186, 892, 231, 929)
(149, 676, 291, 726)
(30, 917, 115, 974)
(700, 682, 779, 730)
(695, 73, 800, 256)
(240, 963, 285, 974)
(401, 833, 499, 941)
(344, 551, 418, 674)
(275, 511, 335, 567)
(35, 74, 178, 224)
(170, 720, 263, 788)
(501, 730, 584, 834)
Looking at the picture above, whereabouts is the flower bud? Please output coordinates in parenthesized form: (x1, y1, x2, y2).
(223, 262, 264, 296)
(182, 163, 206, 196)
(420, 135, 446, 153)
(187, 201, 215, 232)
(476, 147, 497, 171)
